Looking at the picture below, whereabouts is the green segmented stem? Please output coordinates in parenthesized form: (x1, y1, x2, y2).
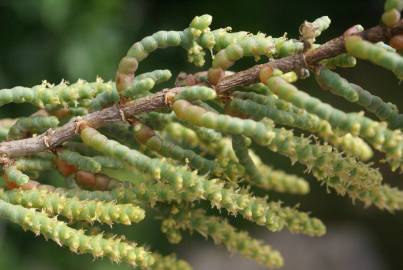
(8, 116, 59, 140)
(63, 141, 100, 156)
(44, 182, 170, 207)
(149, 125, 239, 180)
(163, 114, 223, 145)
(321, 53, 357, 69)
(81, 127, 162, 180)
(175, 86, 217, 101)
(14, 158, 53, 172)
(90, 70, 172, 110)
(173, 118, 224, 144)
(81, 127, 325, 236)
(212, 34, 278, 69)
(0, 188, 145, 225)
(232, 89, 331, 127)
(229, 96, 373, 160)
(191, 100, 220, 112)
(273, 38, 305, 57)
(349, 83, 403, 129)
(32, 151, 55, 160)
(311, 16, 331, 33)
(141, 108, 223, 146)
(249, 150, 310, 194)
(132, 122, 216, 175)
(237, 83, 273, 95)
(122, 78, 156, 99)
(163, 123, 226, 162)
(316, 68, 403, 129)
(161, 207, 284, 268)
(4, 166, 30, 185)
(163, 122, 200, 148)
(55, 181, 179, 208)
(0, 199, 154, 268)
(345, 36, 403, 80)
(199, 28, 248, 51)
(116, 15, 212, 92)
(233, 134, 309, 195)
(92, 155, 127, 169)
(300, 16, 331, 44)
(266, 76, 403, 171)
(0, 79, 110, 108)
(363, 184, 403, 211)
(39, 185, 119, 202)
(140, 111, 175, 130)
(57, 149, 102, 173)
(134, 69, 172, 84)
(315, 68, 359, 102)
(187, 124, 223, 143)
(231, 134, 267, 186)
(89, 87, 120, 111)
(117, 31, 181, 91)
(173, 100, 276, 145)
(100, 122, 140, 149)
(149, 110, 225, 144)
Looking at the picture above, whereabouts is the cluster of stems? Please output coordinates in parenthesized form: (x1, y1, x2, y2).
(0, 4, 402, 269)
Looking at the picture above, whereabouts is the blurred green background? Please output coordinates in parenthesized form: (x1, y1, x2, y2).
(0, 0, 402, 269)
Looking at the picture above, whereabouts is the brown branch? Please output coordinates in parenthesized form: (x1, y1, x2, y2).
(0, 88, 181, 157)
(0, 21, 402, 158)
